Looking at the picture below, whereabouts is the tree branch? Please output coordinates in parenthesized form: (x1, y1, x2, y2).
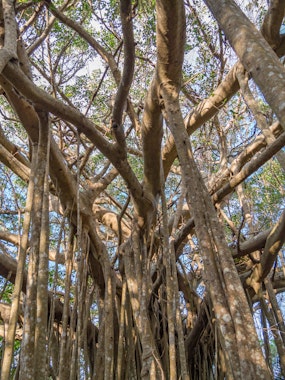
(204, 0, 285, 130)
(261, 0, 285, 49)
(111, 0, 135, 139)
(0, 0, 18, 73)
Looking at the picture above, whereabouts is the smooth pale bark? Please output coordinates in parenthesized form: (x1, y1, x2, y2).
(261, 0, 285, 49)
(0, 0, 17, 72)
(112, 0, 134, 129)
(204, 0, 285, 130)
(93, 205, 130, 238)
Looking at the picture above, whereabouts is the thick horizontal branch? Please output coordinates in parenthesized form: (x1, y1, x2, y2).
(232, 228, 271, 258)
(0, 229, 66, 264)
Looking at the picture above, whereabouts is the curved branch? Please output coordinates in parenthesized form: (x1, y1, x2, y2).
(0, 230, 19, 246)
(44, 1, 141, 133)
(112, 0, 135, 130)
(208, 121, 283, 193)
(233, 228, 271, 258)
(261, 0, 285, 49)
(44, 0, 121, 84)
(1, 62, 149, 218)
(162, 4, 285, 178)
(162, 63, 239, 177)
(261, 209, 285, 280)
(212, 131, 285, 204)
(204, 0, 285, 130)
(142, 76, 163, 197)
(246, 210, 285, 292)
(0, 77, 79, 208)
(0, 0, 18, 73)
(93, 205, 131, 239)
(145, 0, 186, 199)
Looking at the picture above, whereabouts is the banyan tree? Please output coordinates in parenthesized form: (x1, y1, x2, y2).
(0, 0, 285, 379)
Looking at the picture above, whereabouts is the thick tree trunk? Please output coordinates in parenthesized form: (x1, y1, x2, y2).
(156, 1, 271, 378)
(204, 0, 285, 130)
